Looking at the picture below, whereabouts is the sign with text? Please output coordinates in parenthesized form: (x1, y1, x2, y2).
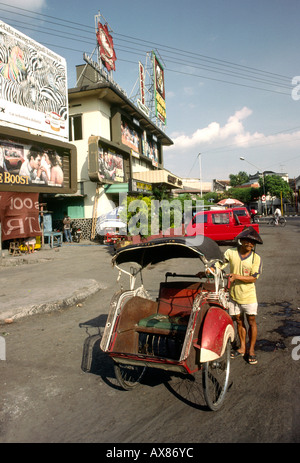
(0, 192, 41, 241)
(96, 22, 117, 72)
(153, 52, 166, 124)
(0, 127, 77, 193)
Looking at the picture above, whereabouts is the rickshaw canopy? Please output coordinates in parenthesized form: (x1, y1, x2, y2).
(112, 236, 223, 268)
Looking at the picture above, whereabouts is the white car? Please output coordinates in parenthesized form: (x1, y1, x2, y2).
(96, 207, 127, 237)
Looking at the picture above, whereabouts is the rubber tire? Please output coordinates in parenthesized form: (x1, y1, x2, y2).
(202, 339, 231, 411)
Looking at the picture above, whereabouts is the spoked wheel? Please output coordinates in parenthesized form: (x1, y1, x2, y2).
(114, 362, 147, 390)
(202, 339, 231, 411)
(279, 218, 286, 227)
(268, 218, 275, 226)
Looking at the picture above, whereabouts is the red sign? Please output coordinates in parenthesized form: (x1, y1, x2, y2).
(0, 192, 41, 241)
(96, 22, 117, 72)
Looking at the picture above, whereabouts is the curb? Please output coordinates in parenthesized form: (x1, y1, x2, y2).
(0, 280, 104, 324)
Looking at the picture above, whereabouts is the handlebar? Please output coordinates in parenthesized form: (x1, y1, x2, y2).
(164, 271, 231, 289)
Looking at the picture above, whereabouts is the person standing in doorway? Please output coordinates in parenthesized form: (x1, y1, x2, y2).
(63, 213, 72, 243)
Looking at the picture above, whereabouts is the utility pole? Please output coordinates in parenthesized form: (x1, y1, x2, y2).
(198, 153, 202, 198)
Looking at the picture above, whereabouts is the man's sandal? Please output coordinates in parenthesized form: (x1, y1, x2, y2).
(230, 350, 245, 359)
(248, 354, 258, 365)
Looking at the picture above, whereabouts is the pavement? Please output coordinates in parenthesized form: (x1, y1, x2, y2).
(0, 240, 115, 324)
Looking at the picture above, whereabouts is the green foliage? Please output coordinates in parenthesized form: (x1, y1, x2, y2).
(229, 171, 249, 187)
(221, 187, 259, 204)
(260, 175, 293, 200)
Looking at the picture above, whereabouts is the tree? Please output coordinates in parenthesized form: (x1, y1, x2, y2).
(261, 175, 293, 201)
(229, 171, 249, 187)
(225, 187, 259, 204)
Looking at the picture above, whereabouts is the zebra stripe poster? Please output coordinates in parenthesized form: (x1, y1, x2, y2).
(0, 21, 68, 141)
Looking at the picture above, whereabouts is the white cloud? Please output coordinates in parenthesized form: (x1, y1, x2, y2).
(166, 107, 255, 152)
(164, 106, 300, 179)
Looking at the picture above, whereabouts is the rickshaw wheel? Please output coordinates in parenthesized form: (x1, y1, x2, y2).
(202, 339, 231, 411)
(114, 362, 147, 390)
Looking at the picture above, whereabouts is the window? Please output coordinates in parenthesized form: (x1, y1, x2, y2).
(192, 214, 208, 225)
(69, 115, 82, 141)
(212, 213, 230, 224)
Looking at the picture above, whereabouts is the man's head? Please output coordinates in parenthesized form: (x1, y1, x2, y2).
(236, 226, 263, 245)
(28, 146, 43, 169)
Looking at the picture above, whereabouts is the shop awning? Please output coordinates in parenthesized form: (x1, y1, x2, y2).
(132, 169, 182, 189)
(104, 183, 129, 194)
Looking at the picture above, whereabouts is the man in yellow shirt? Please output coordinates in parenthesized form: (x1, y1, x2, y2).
(216, 226, 263, 365)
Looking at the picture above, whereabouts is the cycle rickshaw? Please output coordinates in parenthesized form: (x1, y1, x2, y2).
(100, 236, 234, 411)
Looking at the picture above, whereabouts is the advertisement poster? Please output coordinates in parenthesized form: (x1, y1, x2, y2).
(0, 138, 64, 188)
(0, 192, 41, 241)
(98, 146, 124, 183)
(153, 52, 166, 124)
(121, 121, 140, 152)
(0, 21, 68, 140)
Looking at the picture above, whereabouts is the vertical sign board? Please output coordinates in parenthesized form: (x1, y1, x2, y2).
(0, 21, 68, 141)
(153, 52, 166, 125)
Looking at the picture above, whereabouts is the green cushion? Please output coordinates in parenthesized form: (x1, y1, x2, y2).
(138, 313, 188, 332)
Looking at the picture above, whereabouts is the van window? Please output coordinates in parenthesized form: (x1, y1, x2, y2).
(233, 209, 247, 216)
(192, 214, 208, 225)
(212, 213, 230, 224)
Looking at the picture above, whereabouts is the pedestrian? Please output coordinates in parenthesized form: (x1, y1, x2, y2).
(63, 213, 72, 243)
(274, 207, 281, 225)
(212, 226, 263, 365)
(24, 236, 36, 254)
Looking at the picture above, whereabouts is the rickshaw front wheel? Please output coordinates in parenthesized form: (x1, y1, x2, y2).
(202, 339, 231, 411)
(114, 362, 147, 390)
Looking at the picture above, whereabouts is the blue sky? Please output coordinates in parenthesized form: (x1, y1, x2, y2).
(2, 0, 300, 183)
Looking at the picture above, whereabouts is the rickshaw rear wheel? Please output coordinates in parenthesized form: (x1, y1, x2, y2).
(202, 339, 231, 411)
(114, 362, 147, 390)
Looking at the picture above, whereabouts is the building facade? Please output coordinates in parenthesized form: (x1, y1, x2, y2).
(43, 65, 177, 238)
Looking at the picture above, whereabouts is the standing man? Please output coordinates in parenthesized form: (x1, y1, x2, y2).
(215, 226, 263, 365)
(63, 212, 72, 243)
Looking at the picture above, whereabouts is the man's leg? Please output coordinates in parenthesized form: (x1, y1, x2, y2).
(246, 315, 257, 357)
(234, 314, 247, 354)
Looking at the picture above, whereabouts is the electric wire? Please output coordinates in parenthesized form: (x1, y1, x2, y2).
(0, 2, 294, 96)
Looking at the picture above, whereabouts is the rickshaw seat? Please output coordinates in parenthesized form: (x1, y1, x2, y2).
(137, 313, 189, 334)
(136, 281, 203, 336)
(157, 281, 203, 316)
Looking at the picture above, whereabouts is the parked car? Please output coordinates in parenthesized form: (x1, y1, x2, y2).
(96, 207, 127, 244)
(185, 207, 259, 241)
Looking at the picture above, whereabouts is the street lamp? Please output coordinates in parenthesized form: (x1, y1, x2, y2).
(240, 156, 267, 215)
(198, 153, 202, 198)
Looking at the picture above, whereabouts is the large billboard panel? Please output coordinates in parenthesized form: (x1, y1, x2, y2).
(0, 192, 41, 241)
(0, 126, 77, 193)
(0, 21, 68, 141)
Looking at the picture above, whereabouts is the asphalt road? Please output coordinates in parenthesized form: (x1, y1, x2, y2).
(0, 218, 299, 444)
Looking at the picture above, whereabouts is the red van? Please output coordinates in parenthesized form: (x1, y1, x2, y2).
(185, 208, 259, 241)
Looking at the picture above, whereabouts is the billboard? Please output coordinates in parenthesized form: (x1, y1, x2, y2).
(153, 52, 166, 124)
(0, 21, 68, 141)
(98, 145, 124, 183)
(96, 22, 117, 72)
(88, 136, 129, 185)
(0, 126, 77, 193)
(0, 192, 41, 241)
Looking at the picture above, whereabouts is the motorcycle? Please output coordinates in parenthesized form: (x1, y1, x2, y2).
(71, 226, 82, 243)
(99, 236, 234, 411)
